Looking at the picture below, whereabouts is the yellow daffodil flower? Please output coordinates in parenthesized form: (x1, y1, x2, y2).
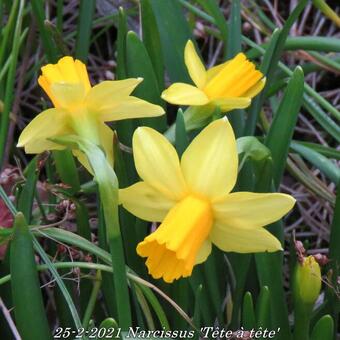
(119, 118, 295, 283)
(161, 41, 265, 128)
(17, 56, 164, 169)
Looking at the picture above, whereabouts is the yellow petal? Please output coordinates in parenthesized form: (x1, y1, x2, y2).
(119, 182, 175, 222)
(50, 83, 86, 110)
(85, 78, 143, 112)
(204, 53, 263, 99)
(74, 59, 92, 93)
(17, 108, 70, 153)
(161, 83, 209, 106)
(133, 127, 187, 200)
(39, 57, 91, 109)
(38, 75, 60, 108)
(41, 63, 64, 83)
(57, 56, 80, 83)
(210, 223, 283, 253)
(181, 119, 238, 199)
(137, 195, 213, 282)
(213, 192, 296, 228)
(97, 96, 164, 122)
(206, 61, 229, 82)
(195, 239, 212, 264)
(243, 77, 266, 98)
(213, 97, 251, 112)
(184, 40, 206, 89)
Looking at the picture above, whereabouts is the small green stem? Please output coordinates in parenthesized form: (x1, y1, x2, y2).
(82, 271, 102, 328)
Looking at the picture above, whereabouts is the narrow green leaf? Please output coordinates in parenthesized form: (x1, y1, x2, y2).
(290, 143, 339, 184)
(10, 213, 51, 340)
(245, 0, 307, 134)
(226, 0, 244, 137)
(285, 36, 340, 52)
(75, 0, 95, 62)
(302, 95, 340, 143)
(125, 31, 166, 131)
(244, 28, 281, 135)
(196, 0, 228, 56)
(229, 253, 252, 328)
(31, 0, 59, 62)
(0, 0, 25, 166)
(291, 141, 340, 160)
(137, 283, 170, 330)
(149, 0, 191, 82)
(265, 67, 304, 189)
(242, 292, 256, 329)
(17, 157, 38, 222)
(116, 7, 127, 80)
(115, 7, 137, 161)
(256, 286, 271, 328)
(227, 0, 241, 58)
(141, 0, 164, 90)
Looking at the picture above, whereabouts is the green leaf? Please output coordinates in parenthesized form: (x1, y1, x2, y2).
(237, 136, 271, 161)
(244, 28, 281, 135)
(75, 0, 95, 62)
(10, 213, 52, 340)
(311, 315, 334, 340)
(226, 0, 244, 137)
(290, 143, 339, 184)
(265, 66, 304, 189)
(17, 157, 38, 222)
(302, 95, 340, 143)
(256, 286, 271, 328)
(285, 36, 340, 52)
(125, 31, 166, 131)
(193, 284, 203, 337)
(0, 0, 25, 166)
(141, 0, 165, 90)
(31, 0, 59, 62)
(196, 0, 228, 56)
(116, 7, 127, 80)
(291, 141, 340, 160)
(245, 0, 307, 134)
(149, 0, 191, 82)
(242, 292, 256, 329)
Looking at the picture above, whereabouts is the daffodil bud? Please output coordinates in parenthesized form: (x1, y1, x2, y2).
(293, 256, 321, 307)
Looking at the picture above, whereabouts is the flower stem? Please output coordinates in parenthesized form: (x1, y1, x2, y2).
(51, 135, 132, 329)
(82, 271, 102, 328)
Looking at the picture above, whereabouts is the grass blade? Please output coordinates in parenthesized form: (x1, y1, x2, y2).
(265, 66, 304, 188)
(0, 0, 25, 166)
(75, 0, 95, 62)
(290, 143, 339, 184)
